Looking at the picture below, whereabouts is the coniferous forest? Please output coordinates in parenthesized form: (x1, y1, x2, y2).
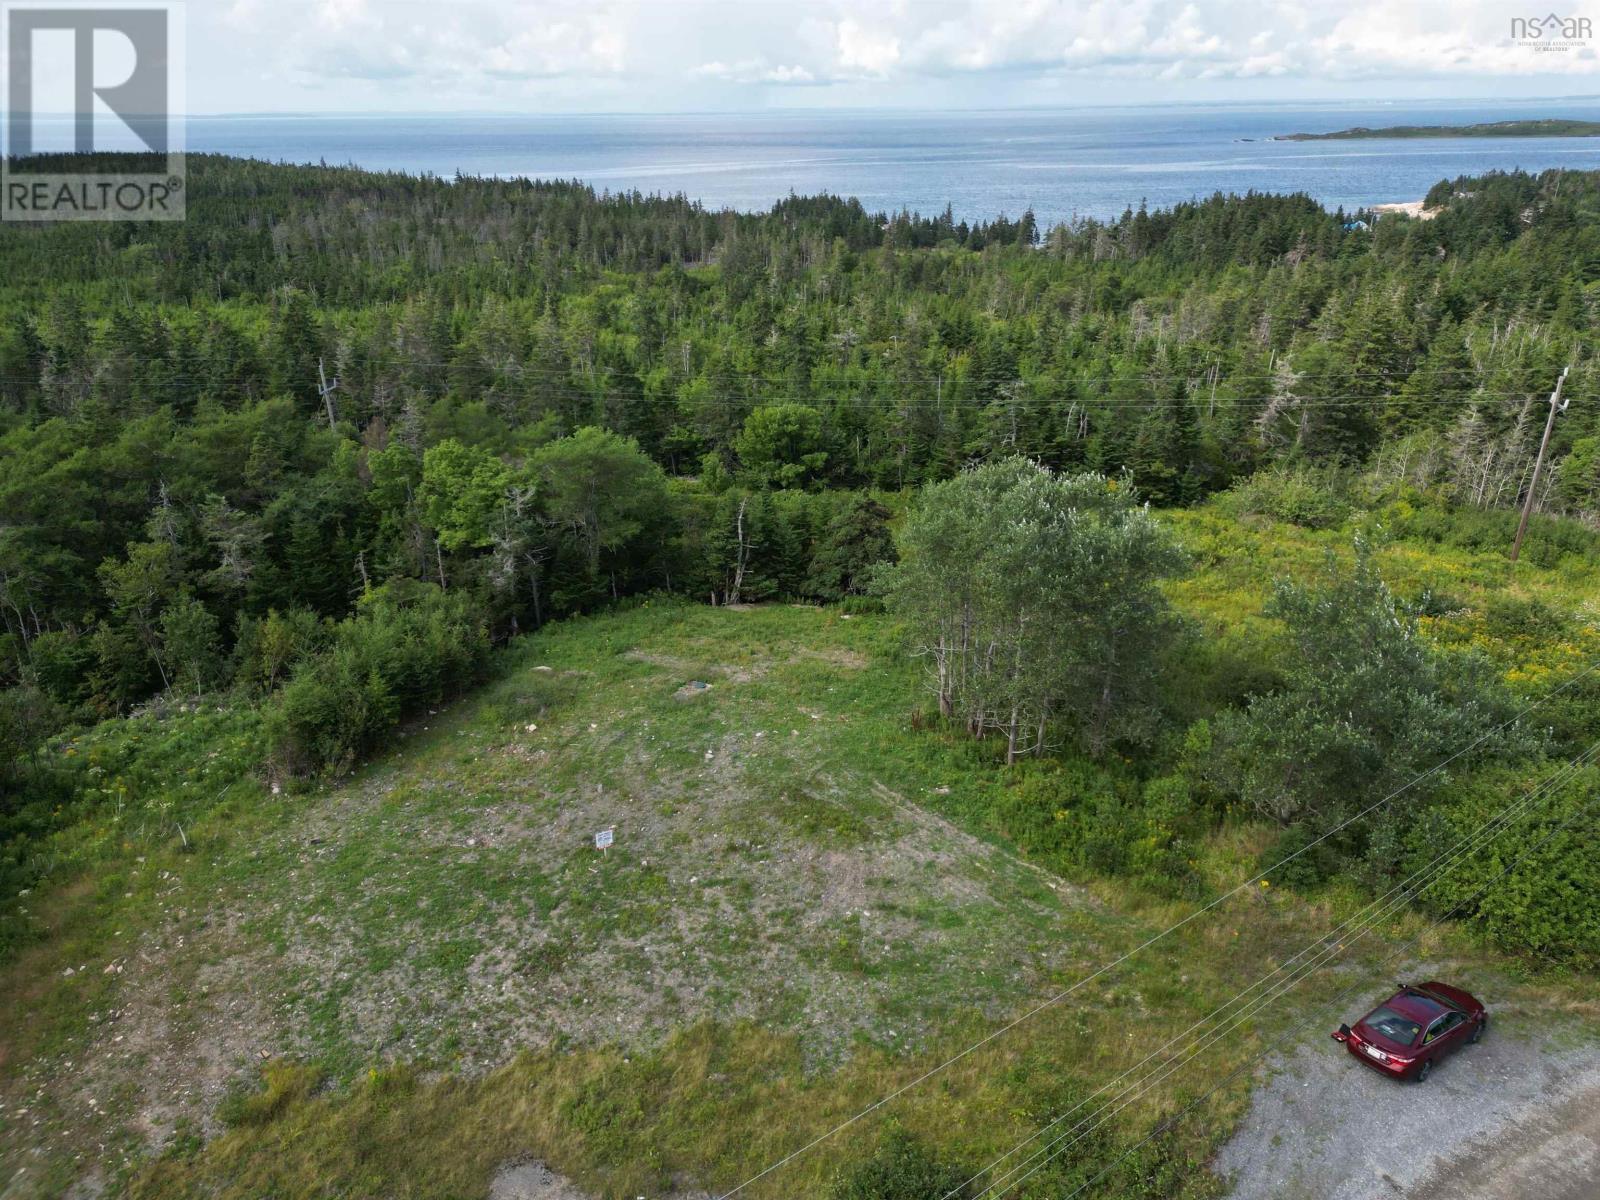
(6, 156, 1598, 697)
(7, 156, 1600, 853)
(0, 159, 1596, 865)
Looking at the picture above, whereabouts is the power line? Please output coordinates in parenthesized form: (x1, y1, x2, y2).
(22, 355, 1574, 392)
(16, 370, 1579, 413)
(948, 745, 1594, 1196)
(963, 743, 1598, 1196)
(1512, 367, 1573, 563)
(986, 758, 1596, 1200)
(19, 343, 1591, 411)
(1014, 752, 1600, 1200)
(32, 345, 1588, 392)
(311, 356, 1592, 398)
(957, 741, 1600, 1200)
(428, 393, 1570, 423)
(311, 357, 1586, 389)
(709, 656, 1600, 1199)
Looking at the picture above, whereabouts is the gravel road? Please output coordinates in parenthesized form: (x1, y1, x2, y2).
(1410, 1077, 1600, 1200)
(1215, 1022, 1600, 1200)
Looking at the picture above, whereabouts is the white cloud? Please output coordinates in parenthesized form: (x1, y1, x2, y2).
(693, 59, 818, 85)
(222, 1, 633, 87)
(189, 0, 1600, 111)
(316, 0, 371, 34)
(1302, 3, 1600, 78)
(833, 18, 901, 76)
(481, 19, 628, 79)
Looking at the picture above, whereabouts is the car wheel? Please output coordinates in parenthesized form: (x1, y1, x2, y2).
(1416, 1059, 1432, 1083)
(1470, 1017, 1485, 1044)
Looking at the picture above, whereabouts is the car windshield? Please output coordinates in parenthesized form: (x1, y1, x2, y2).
(1365, 1006, 1421, 1045)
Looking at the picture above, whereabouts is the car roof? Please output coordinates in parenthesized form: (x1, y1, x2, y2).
(1414, 980, 1478, 1010)
(1373, 990, 1445, 1024)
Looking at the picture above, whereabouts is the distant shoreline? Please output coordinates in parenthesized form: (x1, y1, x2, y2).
(44, 106, 1600, 226)
(1277, 118, 1600, 141)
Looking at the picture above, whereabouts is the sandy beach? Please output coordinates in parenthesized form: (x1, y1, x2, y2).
(1372, 199, 1439, 219)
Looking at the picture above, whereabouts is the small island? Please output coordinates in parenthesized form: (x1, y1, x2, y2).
(1278, 118, 1600, 141)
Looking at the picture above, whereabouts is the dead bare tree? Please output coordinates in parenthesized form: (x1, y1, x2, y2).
(728, 497, 750, 605)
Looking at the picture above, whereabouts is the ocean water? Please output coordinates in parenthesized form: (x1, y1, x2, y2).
(127, 99, 1600, 225)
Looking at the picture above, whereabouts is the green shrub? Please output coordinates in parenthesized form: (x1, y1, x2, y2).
(0, 684, 65, 781)
(1382, 501, 1600, 567)
(1404, 763, 1600, 967)
(2, 703, 265, 947)
(1481, 595, 1571, 644)
(1160, 633, 1283, 721)
(231, 607, 329, 693)
(1259, 822, 1345, 890)
(28, 629, 97, 710)
(1216, 466, 1351, 529)
(0, 754, 79, 932)
(829, 1126, 972, 1200)
(266, 582, 490, 778)
(992, 760, 1202, 896)
(218, 1061, 325, 1128)
(1207, 546, 1515, 826)
(838, 594, 886, 615)
(1399, 586, 1467, 619)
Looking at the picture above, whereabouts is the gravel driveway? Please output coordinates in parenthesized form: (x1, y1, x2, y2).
(1215, 1021, 1600, 1200)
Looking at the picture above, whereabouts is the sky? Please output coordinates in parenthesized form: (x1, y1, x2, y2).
(188, 0, 1600, 114)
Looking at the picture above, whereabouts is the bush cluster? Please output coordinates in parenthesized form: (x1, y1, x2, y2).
(265, 581, 490, 778)
(1215, 466, 1353, 529)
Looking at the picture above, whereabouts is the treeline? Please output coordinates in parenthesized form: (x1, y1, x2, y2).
(0, 408, 894, 745)
(4, 160, 1600, 755)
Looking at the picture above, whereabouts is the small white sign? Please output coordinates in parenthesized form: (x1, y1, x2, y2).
(594, 827, 614, 851)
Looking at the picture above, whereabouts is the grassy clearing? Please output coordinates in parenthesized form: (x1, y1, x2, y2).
(4, 507, 1600, 1199)
(242, 603, 1112, 1071)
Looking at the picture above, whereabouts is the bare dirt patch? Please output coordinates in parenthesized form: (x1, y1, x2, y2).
(2, 878, 287, 1198)
(489, 1160, 589, 1200)
(249, 735, 1084, 1070)
(215, 621, 1093, 1075)
(623, 646, 767, 684)
(793, 645, 870, 670)
(486, 1157, 717, 1200)
(110, 915, 280, 1144)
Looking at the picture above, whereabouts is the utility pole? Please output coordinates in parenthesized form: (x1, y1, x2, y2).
(317, 357, 340, 429)
(1511, 366, 1570, 563)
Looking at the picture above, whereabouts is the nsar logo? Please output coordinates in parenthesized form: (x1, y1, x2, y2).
(1511, 11, 1594, 50)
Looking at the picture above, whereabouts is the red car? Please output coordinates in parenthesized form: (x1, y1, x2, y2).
(1332, 982, 1487, 1082)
